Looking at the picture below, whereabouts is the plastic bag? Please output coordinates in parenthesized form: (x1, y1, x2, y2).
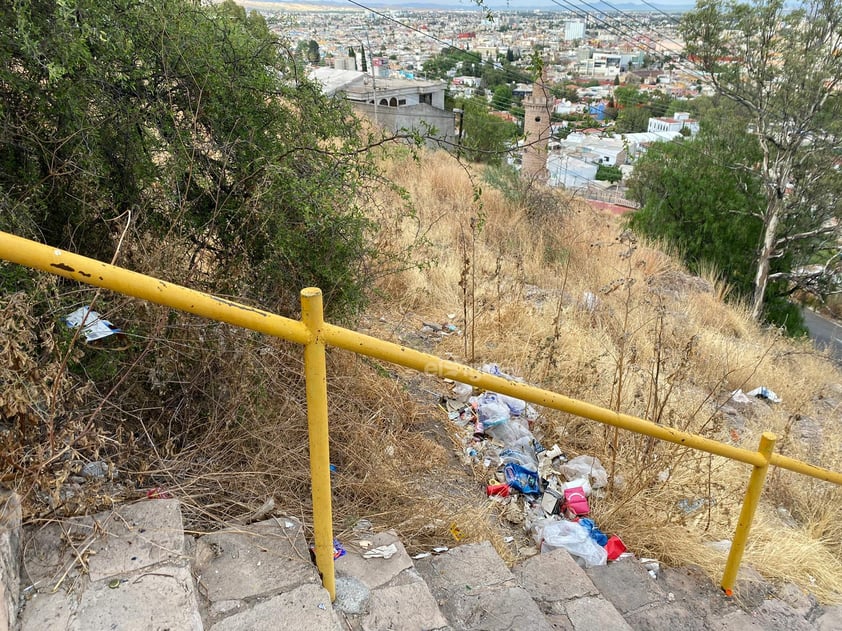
(479, 365, 527, 415)
(538, 519, 607, 567)
(474, 394, 510, 426)
(578, 518, 608, 546)
(498, 393, 527, 417)
(500, 448, 538, 470)
(504, 463, 540, 494)
(484, 416, 533, 449)
(559, 455, 608, 489)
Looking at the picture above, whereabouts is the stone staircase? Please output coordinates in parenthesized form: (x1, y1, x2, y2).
(2, 495, 841, 631)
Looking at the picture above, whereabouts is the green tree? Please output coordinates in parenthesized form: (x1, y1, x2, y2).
(491, 85, 514, 111)
(359, 43, 368, 72)
(627, 105, 807, 333)
(681, 0, 842, 320)
(615, 106, 651, 133)
(457, 97, 519, 166)
(307, 39, 320, 65)
(596, 164, 622, 183)
(0, 0, 410, 317)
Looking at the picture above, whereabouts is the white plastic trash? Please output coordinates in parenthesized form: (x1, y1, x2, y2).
(538, 519, 607, 568)
(65, 306, 121, 342)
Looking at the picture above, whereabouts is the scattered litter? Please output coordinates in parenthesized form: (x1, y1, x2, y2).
(729, 389, 752, 404)
(581, 291, 599, 312)
(640, 558, 660, 578)
(560, 455, 608, 489)
(540, 489, 564, 515)
(605, 535, 627, 561)
(677, 497, 714, 514)
(578, 518, 607, 546)
(452, 382, 473, 401)
(318, 603, 326, 610)
(437, 362, 630, 575)
(362, 543, 399, 559)
(413, 552, 431, 560)
(667, 592, 675, 603)
(504, 463, 540, 495)
(731, 387, 782, 404)
(146, 487, 172, 499)
(358, 540, 372, 549)
(65, 306, 122, 342)
(777, 506, 798, 528)
(746, 386, 781, 403)
(353, 519, 373, 531)
(562, 486, 590, 518)
(537, 519, 607, 567)
(562, 476, 591, 496)
(486, 483, 510, 497)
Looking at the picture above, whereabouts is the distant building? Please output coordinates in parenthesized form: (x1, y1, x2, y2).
(333, 55, 357, 72)
(309, 67, 455, 147)
(564, 21, 586, 41)
(547, 154, 598, 189)
(647, 112, 699, 136)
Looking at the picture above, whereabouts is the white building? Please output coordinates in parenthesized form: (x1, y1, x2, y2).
(547, 154, 599, 189)
(647, 112, 700, 136)
(564, 21, 586, 41)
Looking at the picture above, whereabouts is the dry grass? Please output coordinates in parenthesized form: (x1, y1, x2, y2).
(3, 146, 842, 604)
(372, 149, 842, 602)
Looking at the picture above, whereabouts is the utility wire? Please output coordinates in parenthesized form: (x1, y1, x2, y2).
(341, 0, 702, 121)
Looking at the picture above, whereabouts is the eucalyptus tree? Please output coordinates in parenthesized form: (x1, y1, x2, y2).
(681, 0, 842, 320)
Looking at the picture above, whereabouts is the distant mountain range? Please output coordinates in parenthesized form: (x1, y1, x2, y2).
(244, 0, 695, 12)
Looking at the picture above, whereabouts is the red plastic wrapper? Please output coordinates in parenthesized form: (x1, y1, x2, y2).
(146, 487, 173, 499)
(605, 535, 627, 561)
(486, 483, 510, 497)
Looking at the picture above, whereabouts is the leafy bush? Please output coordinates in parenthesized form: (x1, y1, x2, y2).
(0, 0, 405, 318)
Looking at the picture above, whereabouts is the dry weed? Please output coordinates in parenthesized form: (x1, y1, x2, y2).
(374, 148, 842, 602)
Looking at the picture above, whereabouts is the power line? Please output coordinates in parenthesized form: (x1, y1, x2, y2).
(340, 0, 699, 121)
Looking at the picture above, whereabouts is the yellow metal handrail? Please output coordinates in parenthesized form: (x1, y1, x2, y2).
(1, 230, 840, 599)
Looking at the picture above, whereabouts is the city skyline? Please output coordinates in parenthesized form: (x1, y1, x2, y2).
(238, 0, 697, 12)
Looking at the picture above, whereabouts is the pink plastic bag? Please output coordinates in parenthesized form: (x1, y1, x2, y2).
(563, 486, 590, 517)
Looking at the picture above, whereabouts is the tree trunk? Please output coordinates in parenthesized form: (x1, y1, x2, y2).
(750, 199, 782, 320)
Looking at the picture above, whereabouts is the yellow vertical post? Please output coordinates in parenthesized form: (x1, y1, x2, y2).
(721, 432, 776, 596)
(300, 287, 335, 601)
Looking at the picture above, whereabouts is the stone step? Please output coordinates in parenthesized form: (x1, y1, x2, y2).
(585, 556, 841, 631)
(8, 498, 842, 631)
(192, 516, 340, 630)
(513, 547, 632, 631)
(414, 541, 555, 631)
(18, 498, 202, 631)
(333, 529, 449, 631)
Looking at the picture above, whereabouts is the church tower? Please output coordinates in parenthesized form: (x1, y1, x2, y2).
(521, 67, 553, 183)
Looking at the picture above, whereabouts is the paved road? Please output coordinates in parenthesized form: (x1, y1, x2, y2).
(802, 308, 842, 362)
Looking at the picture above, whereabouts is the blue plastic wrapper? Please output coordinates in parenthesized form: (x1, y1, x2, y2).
(578, 518, 609, 547)
(504, 463, 540, 494)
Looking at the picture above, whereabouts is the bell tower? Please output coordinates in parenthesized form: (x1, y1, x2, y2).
(521, 67, 552, 183)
